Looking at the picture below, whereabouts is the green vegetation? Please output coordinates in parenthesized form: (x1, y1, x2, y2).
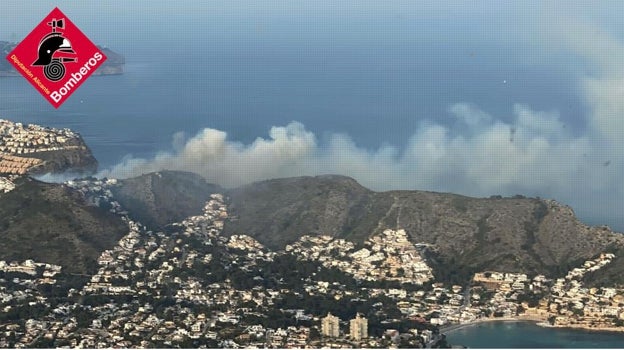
(0, 178, 127, 274)
(223, 175, 624, 285)
(111, 171, 221, 230)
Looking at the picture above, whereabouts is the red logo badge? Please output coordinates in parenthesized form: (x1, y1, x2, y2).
(6, 7, 107, 108)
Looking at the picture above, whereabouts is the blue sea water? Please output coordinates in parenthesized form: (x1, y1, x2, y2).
(446, 321, 624, 348)
(0, 39, 583, 169)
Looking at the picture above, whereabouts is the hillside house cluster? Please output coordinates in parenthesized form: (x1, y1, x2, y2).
(0, 260, 61, 278)
(286, 229, 434, 285)
(4, 173, 624, 347)
(0, 119, 85, 175)
(0, 259, 62, 330)
(0, 175, 17, 193)
(469, 253, 624, 331)
(0, 153, 43, 175)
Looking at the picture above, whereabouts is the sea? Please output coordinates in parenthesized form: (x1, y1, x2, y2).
(445, 321, 624, 348)
(0, 38, 584, 170)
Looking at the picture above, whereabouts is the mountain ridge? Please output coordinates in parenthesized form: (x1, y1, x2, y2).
(1, 170, 623, 285)
(223, 174, 624, 284)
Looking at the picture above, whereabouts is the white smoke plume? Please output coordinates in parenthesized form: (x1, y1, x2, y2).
(97, 100, 622, 230)
(97, 16, 624, 231)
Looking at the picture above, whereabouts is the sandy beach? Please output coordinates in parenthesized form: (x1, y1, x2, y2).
(539, 323, 624, 334)
(440, 317, 539, 334)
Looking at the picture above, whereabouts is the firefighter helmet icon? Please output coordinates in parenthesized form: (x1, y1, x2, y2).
(32, 18, 77, 82)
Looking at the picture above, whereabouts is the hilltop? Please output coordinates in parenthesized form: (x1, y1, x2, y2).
(224, 175, 624, 284)
(110, 171, 222, 229)
(94, 46, 125, 75)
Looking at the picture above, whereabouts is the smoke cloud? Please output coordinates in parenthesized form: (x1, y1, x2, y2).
(97, 99, 622, 230)
(96, 15, 624, 231)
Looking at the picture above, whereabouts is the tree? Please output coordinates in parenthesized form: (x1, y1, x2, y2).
(396, 267, 406, 277)
(548, 315, 556, 325)
(309, 327, 321, 340)
(74, 308, 93, 328)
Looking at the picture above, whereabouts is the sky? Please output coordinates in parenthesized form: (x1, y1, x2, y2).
(2, 1, 624, 231)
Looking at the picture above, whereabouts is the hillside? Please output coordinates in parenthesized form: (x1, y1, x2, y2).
(94, 46, 125, 75)
(0, 174, 622, 345)
(225, 175, 375, 248)
(111, 171, 222, 229)
(1, 170, 621, 285)
(0, 177, 127, 274)
(224, 175, 624, 283)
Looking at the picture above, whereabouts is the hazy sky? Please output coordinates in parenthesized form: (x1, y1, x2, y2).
(2, 1, 623, 46)
(3, 1, 624, 230)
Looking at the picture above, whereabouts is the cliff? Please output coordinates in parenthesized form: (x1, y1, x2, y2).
(0, 119, 98, 175)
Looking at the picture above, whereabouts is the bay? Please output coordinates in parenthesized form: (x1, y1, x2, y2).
(0, 39, 582, 170)
(445, 321, 624, 348)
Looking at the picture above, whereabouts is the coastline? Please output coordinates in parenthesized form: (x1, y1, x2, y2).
(442, 316, 624, 335)
(441, 316, 542, 334)
(539, 323, 624, 334)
